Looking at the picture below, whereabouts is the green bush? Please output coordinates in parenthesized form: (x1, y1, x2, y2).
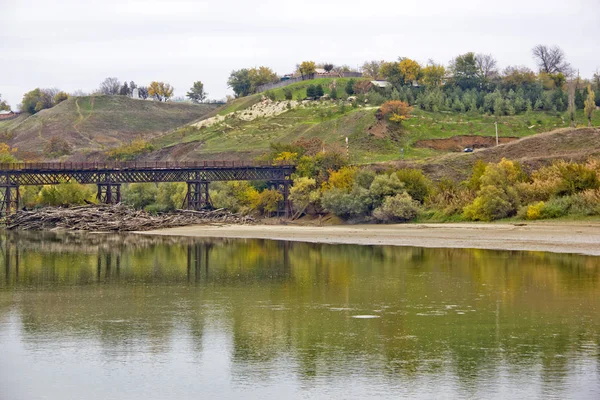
(37, 182, 95, 207)
(463, 159, 524, 221)
(289, 177, 319, 214)
(253, 189, 283, 215)
(368, 173, 405, 207)
(395, 169, 433, 203)
(570, 189, 600, 215)
(373, 193, 420, 222)
(283, 88, 293, 100)
(209, 181, 258, 214)
(122, 183, 158, 209)
(156, 182, 187, 211)
(321, 186, 372, 219)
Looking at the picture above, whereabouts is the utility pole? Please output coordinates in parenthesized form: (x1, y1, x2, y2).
(495, 120, 499, 146)
(345, 137, 349, 158)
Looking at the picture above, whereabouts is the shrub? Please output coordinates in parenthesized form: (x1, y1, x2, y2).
(315, 84, 324, 98)
(44, 136, 73, 157)
(324, 166, 356, 191)
(306, 85, 316, 99)
(321, 186, 372, 219)
(210, 181, 259, 214)
(107, 139, 154, 161)
(554, 162, 598, 195)
(345, 79, 355, 95)
(122, 183, 158, 209)
(570, 189, 600, 215)
(526, 201, 545, 220)
(0, 143, 18, 163)
(330, 87, 338, 100)
(463, 185, 515, 221)
(283, 88, 293, 100)
(289, 177, 319, 214)
(156, 182, 187, 211)
(36, 182, 95, 206)
(354, 169, 376, 189)
(373, 193, 420, 222)
(379, 101, 413, 124)
(395, 169, 433, 203)
(426, 179, 475, 217)
(368, 173, 405, 207)
(253, 189, 283, 215)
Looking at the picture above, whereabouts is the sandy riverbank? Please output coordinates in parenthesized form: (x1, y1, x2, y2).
(140, 222, 600, 256)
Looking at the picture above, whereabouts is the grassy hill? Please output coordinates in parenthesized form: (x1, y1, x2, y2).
(0, 95, 219, 161)
(147, 78, 600, 163)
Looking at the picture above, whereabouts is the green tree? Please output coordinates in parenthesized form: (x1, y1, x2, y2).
(449, 52, 479, 89)
(0, 93, 10, 111)
(187, 81, 208, 103)
(345, 79, 355, 95)
(306, 85, 316, 98)
(21, 88, 53, 114)
(123, 183, 158, 209)
(315, 84, 324, 98)
(584, 84, 596, 126)
(227, 69, 252, 98)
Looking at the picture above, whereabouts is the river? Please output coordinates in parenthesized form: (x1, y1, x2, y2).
(0, 231, 598, 399)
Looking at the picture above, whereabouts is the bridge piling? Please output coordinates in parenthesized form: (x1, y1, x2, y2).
(96, 184, 121, 205)
(186, 181, 212, 210)
(0, 184, 19, 218)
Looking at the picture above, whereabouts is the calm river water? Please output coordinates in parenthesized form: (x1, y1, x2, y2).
(0, 231, 599, 399)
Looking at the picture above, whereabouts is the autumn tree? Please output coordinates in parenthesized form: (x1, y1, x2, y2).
(398, 58, 422, 84)
(298, 61, 316, 79)
(53, 91, 69, 105)
(187, 81, 207, 103)
(361, 60, 384, 79)
(0, 94, 10, 111)
(379, 100, 413, 124)
(99, 77, 121, 95)
(247, 66, 279, 92)
(585, 84, 596, 127)
(148, 81, 174, 102)
(532, 45, 572, 75)
(421, 61, 446, 87)
(501, 66, 537, 90)
(380, 61, 403, 85)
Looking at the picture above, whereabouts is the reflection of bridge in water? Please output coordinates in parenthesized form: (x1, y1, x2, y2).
(0, 161, 295, 216)
(1, 236, 292, 285)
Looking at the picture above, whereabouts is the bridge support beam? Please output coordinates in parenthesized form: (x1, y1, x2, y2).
(186, 181, 212, 211)
(0, 185, 20, 217)
(96, 184, 121, 205)
(267, 181, 292, 218)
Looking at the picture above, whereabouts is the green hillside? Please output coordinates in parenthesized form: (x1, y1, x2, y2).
(150, 78, 600, 163)
(0, 95, 219, 161)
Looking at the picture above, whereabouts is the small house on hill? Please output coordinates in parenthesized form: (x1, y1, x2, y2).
(0, 110, 17, 120)
(370, 80, 391, 89)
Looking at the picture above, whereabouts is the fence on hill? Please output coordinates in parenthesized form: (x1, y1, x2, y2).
(256, 72, 363, 93)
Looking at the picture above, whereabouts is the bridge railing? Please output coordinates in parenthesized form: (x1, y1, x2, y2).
(0, 161, 296, 171)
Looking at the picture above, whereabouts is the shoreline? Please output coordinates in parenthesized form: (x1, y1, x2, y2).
(139, 222, 600, 256)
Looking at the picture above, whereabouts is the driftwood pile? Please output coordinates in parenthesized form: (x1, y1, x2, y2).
(6, 204, 255, 231)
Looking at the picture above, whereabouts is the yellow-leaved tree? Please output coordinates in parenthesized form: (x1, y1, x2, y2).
(398, 58, 422, 84)
(148, 81, 174, 102)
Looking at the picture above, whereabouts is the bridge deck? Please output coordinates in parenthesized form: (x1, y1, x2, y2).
(0, 161, 295, 185)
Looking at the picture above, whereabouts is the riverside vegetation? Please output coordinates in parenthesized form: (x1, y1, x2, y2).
(7, 135, 600, 224)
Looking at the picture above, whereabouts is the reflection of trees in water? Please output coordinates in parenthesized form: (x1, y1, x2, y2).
(1, 231, 599, 388)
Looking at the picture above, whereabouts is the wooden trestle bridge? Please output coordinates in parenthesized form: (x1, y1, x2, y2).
(0, 161, 295, 217)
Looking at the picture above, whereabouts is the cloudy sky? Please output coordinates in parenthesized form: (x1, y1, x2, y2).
(1, 0, 599, 109)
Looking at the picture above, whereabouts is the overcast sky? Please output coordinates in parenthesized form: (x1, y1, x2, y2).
(1, 0, 599, 109)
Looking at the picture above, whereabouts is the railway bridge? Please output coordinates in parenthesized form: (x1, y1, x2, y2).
(0, 161, 295, 217)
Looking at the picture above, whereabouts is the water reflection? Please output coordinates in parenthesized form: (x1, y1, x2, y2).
(0, 231, 599, 399)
